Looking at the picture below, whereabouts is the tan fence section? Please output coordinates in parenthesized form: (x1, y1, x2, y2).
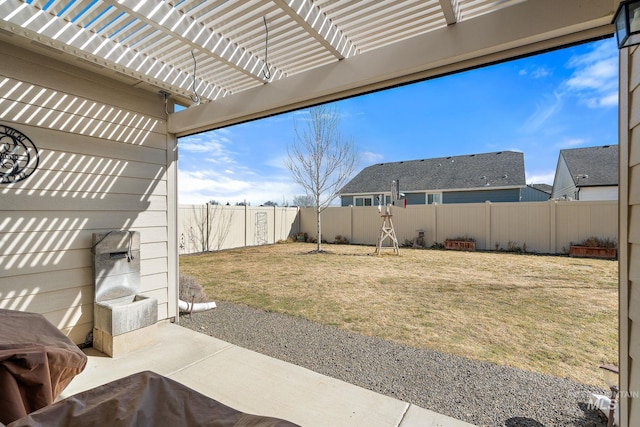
(178, 201, 617, 255)
(298, 200, 618, 254)
(178, 205, 300, 254)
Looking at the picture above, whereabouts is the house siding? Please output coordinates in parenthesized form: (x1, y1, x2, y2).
(0, 41, 176, 344)
(443, 188, 520, 204)
(341, 196, 354, 206)
(343, 189, 522, 205)
(520, 186, 550, 202)
(621, 46, 638, 427)
(551, 157, 576, 200)
(404, 193, 425, 205)
(579, 186, 618, 201)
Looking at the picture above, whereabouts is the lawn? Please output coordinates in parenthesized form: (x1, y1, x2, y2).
(179, 242, 618, 388)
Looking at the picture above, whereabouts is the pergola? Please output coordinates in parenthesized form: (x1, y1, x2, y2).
(3, 0, 637, 425)
(0, 0, 614, 133)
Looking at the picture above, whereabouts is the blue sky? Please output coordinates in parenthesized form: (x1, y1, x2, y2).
(177, 37, 618, 205)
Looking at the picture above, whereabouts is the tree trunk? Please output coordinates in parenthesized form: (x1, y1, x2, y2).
(316, 205, 321, 252)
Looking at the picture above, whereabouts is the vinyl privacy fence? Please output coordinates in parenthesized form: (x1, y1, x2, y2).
(178, 205, 300, 254)
(179, 200, 617, 255)
(298, 200, 618, 254)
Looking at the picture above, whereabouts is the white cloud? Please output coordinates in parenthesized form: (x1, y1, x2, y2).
(531, 67, 551, 79)
(521, 40, 617, 134)
(557, 137, 587, 149)
(177, 169, 301, 205)
(526, 171, 555, 185)
(521, 91, 563, 132)
(564, 39, 618, 109)
(179, 132, 237, 165)
(360, 151, 384, 164)
(519, 66, 551, 79)
(264, 153, 290, 170)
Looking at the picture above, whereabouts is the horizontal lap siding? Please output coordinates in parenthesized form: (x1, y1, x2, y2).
(622, 47, 638, 426)
(0, 41, 172, 344)
(443, 188, 520, 203)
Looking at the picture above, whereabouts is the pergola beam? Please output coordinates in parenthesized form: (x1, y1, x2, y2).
(439, 0, 459, 25)
(274, 0, 358, 59)
(104, 0, 272, 82)
(0, 0, 223, 99)
(169, 0, 614, 136)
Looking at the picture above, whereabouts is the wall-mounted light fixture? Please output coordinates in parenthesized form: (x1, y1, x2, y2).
(613, 0, 640, 48)
(574, 174, 588, 183)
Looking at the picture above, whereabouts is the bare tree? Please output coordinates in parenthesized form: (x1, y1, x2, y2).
(292, 194, 315, 207)
(285, 105, 357, 252)
(190, 203, 234, 252)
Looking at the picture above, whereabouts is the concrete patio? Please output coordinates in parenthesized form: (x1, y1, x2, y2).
(61, 321, 475, 427)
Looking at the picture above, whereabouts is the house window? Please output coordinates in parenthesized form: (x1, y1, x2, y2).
(427, 193, 442, 204)
(355, 196, 373, 206)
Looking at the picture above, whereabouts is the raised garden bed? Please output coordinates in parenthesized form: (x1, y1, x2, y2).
(569, 245, 617, 259)
(444, 240, 476, 251)
(569, 236, 617, 259)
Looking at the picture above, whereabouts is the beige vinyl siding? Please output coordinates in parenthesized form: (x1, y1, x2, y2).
(0, 41, 175, 344)
(622, 45, 640, 427)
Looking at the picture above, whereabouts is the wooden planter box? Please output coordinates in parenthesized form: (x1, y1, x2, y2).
(569, 245, 617, 259)
(444, 240, 476, 251)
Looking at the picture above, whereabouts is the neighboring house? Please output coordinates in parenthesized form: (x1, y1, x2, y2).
(551, 145, 618, 201)
(521, 184, 552, 202)
(340, 151, 526, 206)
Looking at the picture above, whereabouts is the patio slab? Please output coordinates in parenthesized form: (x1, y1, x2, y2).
(62, 321, 475, 427)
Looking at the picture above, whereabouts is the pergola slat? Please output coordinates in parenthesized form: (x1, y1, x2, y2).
(1, 0, 596, 108)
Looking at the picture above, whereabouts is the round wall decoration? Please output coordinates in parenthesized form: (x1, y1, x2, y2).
(0, 125, 39, 184)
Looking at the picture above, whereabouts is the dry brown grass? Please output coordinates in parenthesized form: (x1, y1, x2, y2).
(179, 242, 618, 387)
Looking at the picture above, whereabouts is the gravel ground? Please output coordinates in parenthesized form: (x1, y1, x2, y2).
(179, 302, 609, 427)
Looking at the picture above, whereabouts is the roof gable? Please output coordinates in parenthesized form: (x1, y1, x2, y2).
(341, 151, 526, 194)
(560, 145, 618, 187)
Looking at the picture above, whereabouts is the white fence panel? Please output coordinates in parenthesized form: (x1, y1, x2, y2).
(178, 205, 299, 254)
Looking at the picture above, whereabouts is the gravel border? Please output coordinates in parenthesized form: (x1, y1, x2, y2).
(179, 302, 609, 427)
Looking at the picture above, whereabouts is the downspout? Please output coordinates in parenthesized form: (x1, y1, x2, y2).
(178, 299, 217, 313)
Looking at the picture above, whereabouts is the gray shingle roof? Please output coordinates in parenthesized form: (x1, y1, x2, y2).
(529, 183, 552, 194)
(340, 151, 526, 194)
(560, 145, 618, 187)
